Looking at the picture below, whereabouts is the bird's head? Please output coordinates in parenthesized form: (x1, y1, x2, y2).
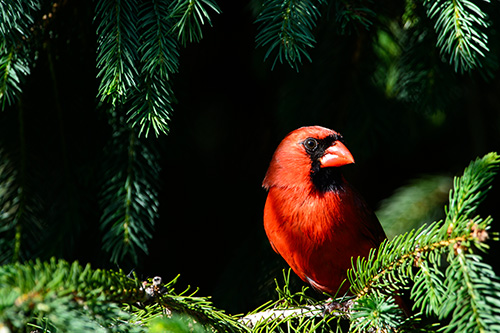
(263, 126, 354, 192)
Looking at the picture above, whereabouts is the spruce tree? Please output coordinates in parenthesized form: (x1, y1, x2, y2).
(1, 0, 500, 332)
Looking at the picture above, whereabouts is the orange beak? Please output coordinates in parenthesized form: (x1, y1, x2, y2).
(319, 141, 355, 168)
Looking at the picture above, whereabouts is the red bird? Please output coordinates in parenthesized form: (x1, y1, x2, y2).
(263, 126, 386, 296)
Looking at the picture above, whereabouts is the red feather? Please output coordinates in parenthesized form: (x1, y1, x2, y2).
(263, 126, 386, 295)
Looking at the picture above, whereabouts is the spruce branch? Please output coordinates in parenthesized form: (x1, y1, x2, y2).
(99, 122, 160, 266)
(95, 0, 140, 105)
(0, 151, 22, 264)
(169, 0, 222, 46)
(128, 72, 175, 137)
(255, 0, 326, 70)
(0, 114, 44, 265)
(0, 258, 145, 331)
(95, 0, 219, 136)
(391, 16, 462, 114)
(0, 0, 40, 109)
(0, 258, 247, 332)
(154, 282, 249, 332)
(0, 0, 39, 45)
(444, 152, 500, 233)
(333, 0, 375, 34)
(138, 0, 180, 79)
(441, 251, 500, 332)
(424, 0, 492, 73)
(0, 48, 29, 110)
(411, 253, 446, 316)
(127, 0, 179, 137)
(347, 152, 500, 332)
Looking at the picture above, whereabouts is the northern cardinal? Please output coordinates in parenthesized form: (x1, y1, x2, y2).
(263, 126, 386, 296)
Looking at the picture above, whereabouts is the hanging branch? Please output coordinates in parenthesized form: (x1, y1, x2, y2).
(425, 0, 492, 73)
(255, 0, 326, 70)
(95, 0, 220, 136)
(0, 1, 46, 261)
(128, 0, 179, 137)
(333, 0, 375, 34)
(254, 0, 377, 69)
(0, 0, 40, 109)
(99, 123, 160, 266)
(0, 115, 45, 265)
(95, 0, 140, 105)
(169, 0, 222, 46)
(391, 19, 461, 114)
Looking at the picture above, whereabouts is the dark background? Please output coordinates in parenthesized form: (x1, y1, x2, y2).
(1, 1, 499, 314)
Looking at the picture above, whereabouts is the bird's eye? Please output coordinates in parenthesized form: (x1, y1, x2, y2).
(303, 138, 318, 151)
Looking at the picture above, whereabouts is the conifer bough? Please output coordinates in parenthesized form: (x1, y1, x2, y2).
(255, 0, 325, 70)
(95, 0, 221, 137)
(425, 0, 492, 73)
